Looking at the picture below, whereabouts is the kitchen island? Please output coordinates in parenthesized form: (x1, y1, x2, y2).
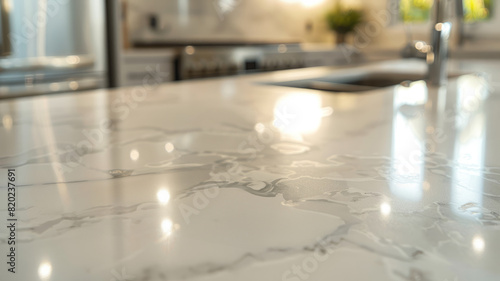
(1, 59, 500, 281)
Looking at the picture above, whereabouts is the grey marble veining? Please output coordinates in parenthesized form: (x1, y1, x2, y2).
(0, 59, 500, 281)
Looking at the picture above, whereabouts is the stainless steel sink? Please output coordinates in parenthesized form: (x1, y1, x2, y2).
(266, 71, 463, 93)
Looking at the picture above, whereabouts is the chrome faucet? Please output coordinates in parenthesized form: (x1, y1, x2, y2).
(402, 0, 457, 86)
(427, 0, 453, 86)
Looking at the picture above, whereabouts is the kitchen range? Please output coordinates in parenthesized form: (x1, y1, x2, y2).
(132, 42, 361, 80)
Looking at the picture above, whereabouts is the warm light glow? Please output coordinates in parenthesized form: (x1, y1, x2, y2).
(414, 41, 430, 53)
(185, 45, 195, 55)
(280, 0, 324, 7)
(38, 262, 52, 280)
(49, 83, 60, 91)
(427, 52, 435, 64)
(472, 236, 485, 252)
(157, 189, 171, 205)
(300, 0, 324, 7)
(435, 22, 451, 38)
(161, 219, 174, 235)
(273, 93, 328, 134)
(165, 142, 175, 153)
(2, 115, 13, 130)
(423, 181, 430, 191)
(69, 81, 79, 90)
(380, 202, 391, 216)
(254, 123, 266, 133)
(130, 149, 140, 161)
(65, 55, 81, 64)
(4, 0, 12, 12)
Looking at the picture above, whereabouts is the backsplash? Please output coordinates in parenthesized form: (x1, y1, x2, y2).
(125, 0, 343, 44)
(124, 0, 500, 48)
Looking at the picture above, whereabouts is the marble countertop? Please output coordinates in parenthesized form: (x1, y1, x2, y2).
(1, 59, 500, 281)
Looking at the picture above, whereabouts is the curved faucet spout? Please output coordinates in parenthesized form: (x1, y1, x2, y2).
(427, 0, 453, 86)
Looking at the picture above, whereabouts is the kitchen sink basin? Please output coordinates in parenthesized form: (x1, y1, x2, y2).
(266, 71, 463, 93)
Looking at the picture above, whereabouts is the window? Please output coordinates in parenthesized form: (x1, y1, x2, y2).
(399, 0, 433, 23)
(396, 0, 495, 23)
(463, 0, 493, 22)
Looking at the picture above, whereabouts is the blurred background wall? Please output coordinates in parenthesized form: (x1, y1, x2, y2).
(125, 0, 344, 44)
(124, 0, 500, 48)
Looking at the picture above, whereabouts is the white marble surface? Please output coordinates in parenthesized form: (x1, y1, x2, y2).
(1, 59, 500, 281)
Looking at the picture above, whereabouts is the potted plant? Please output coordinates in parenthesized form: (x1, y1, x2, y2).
(326, 3, 363, 45)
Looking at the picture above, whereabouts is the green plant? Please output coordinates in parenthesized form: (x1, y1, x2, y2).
(326, 4, 363, 35)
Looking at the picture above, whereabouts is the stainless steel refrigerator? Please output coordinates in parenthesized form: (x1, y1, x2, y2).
(0, 0, 108, 98)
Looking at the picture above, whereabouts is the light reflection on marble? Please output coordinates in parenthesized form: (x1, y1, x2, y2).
(451, 74, 489, 219)
(273, 92, 327, 135)
(37, 262, 52, 280)
(157, 188, 171, 205)
(1, 59, 500, 281)
(390, 81, 428, 202)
